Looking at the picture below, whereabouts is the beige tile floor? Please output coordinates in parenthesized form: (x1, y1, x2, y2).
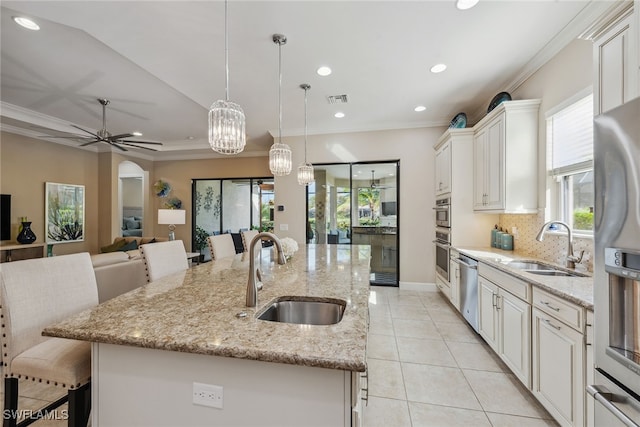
(362, 286, 559, 427)
(1, 286, 559, 427)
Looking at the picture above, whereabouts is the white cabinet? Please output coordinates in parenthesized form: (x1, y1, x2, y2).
(449, 252, 460, 310)
(435, 140, 451, 195)
(585, 310, 594, 427)
(435, 274, 451, 300)
(472, 100, 540, 213)
(532, 288, 586, 427)
(478, 272, 531, 387)
(593, 8, 636, 115)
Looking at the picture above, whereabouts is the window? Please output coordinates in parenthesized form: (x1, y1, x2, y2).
(546, 92, 594, 234)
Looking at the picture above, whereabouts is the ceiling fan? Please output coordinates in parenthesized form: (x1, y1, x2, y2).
(369, 170, 393, 189)
(42, 98, 162, 152)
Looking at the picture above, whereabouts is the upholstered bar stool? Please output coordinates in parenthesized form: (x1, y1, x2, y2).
(207, 234, 236, 260)
(139, 240, 189, 282)
(0, 252, 98, 427)
(241, 230, 259, 253)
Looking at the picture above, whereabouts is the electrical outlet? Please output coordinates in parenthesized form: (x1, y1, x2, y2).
(193, 382, 223, 409)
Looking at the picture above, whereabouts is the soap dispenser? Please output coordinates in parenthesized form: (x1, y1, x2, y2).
(491, 225, 498, 248)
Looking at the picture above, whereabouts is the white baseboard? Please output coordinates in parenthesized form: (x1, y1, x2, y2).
(399, 281, 438, 292)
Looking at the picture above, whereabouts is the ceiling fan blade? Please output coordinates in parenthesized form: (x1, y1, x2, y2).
(120, 140, 163, 145)
(71, 124, 100, 138)
(108, 133, 135, 140)
(119, 142, 159, 152)
(109, 141, 128, 151)
(80, 140, 100, 147)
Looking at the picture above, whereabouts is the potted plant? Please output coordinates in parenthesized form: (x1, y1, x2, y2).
(194, 226, 210, 262)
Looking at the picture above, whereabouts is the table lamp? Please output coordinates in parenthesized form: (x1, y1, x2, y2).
(158, 209, 186, 241)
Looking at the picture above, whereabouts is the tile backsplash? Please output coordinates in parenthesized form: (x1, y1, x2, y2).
(498, 212, 593, 272)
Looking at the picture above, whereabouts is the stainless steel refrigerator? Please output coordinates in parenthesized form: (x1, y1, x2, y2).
(590, 96, 640, 426)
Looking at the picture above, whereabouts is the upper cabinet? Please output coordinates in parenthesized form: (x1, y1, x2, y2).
(593, 8, 637, 115)
(434, 139, 451, 195)
(473, 100, 540, 213)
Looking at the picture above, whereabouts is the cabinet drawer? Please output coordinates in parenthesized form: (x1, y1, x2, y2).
(533, 287, 584, 332)
(479, 263, 531, 303)
(436, 275, 451, 300)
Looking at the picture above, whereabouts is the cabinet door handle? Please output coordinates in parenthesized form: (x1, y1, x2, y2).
(540, 301, 560, 312)
(543, 318, 561, 330)
(492, 293, 497, 307)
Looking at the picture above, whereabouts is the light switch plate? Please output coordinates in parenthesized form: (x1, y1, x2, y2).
(280, 224, 288, 231)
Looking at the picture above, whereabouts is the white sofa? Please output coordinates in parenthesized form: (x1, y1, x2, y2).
(91, 236, 168, 302)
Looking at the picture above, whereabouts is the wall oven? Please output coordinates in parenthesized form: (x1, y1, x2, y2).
(591, 97, 640, 426)
(434, 227, 450, 282)
(434, 196, 451, 228)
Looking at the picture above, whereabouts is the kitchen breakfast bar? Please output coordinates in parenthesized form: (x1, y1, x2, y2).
(43, 244, 371, 426)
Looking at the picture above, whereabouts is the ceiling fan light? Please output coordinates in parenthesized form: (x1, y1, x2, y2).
(208, 99, 246, 154)
(297, 163, 314, 186)
(269, 142, 292, 176)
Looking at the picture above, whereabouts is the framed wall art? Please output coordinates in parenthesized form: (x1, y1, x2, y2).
(45, 182, 85, 244)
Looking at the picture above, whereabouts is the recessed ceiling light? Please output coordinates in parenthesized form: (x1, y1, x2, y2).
(317, 66, 332, 77)
(132, 131, 143, 137)
(186, 136, 195, 140)
(414, 105, 426, 112)
(13, 16, 40, 31)
(430, 63, 447, 73)
(334, 112, 345, 118)
(456, 0, 479, 10)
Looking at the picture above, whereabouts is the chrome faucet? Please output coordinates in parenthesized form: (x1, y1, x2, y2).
(246, 232, 286, 307)
(535, 220, 584, 269)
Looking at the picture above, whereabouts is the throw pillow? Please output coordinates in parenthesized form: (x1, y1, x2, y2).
(125, 219, 140, 230)
(117, 240, 139, 252)
(100, 239, 127, 253)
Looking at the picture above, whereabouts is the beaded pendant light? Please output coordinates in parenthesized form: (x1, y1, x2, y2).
(297, 84, 314, 185)
(208, 0, 246, 154)
(269, 34, 292, 176)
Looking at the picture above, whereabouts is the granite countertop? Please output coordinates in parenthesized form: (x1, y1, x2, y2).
(454, 246, 593, 310)
(43, 244, 371, 372)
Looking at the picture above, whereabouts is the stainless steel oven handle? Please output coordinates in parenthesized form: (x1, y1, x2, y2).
(587, 385, 640, 427)
(432, 206, 449, 210)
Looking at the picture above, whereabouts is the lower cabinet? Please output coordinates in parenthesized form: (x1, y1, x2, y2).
(435, 274, 451, 300)
(449, 255, 460, 310)
(478, 275, 531, 387)
(532, 291, 586, 426)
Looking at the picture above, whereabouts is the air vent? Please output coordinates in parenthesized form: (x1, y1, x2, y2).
(327, 94, 348, 104)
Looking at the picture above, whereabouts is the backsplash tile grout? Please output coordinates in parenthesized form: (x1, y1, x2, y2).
(498, 212, 593, 272)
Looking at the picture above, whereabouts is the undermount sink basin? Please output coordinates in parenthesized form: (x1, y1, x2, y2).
(506, 261, 587, 277)
(506, 261, 555, 270)
(257, 297, 346, 325)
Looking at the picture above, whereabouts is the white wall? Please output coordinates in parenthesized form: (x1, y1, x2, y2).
(274, 127, 444, 286)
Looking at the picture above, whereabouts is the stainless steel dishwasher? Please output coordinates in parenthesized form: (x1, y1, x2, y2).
(455, 254, 479, 333)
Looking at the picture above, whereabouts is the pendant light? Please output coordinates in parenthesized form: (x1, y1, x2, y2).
(208, 0, 246, 155)
(269, 34, 292, 176)
(297, 84, 314, 186)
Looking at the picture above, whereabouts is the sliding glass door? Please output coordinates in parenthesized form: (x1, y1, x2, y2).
(193, 177, 273, 261)
(306, 161, 399, 286)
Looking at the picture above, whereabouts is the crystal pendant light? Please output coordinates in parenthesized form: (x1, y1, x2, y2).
(297, 84, 314, 186)
(269, 34, 292, 176)
(208, 0, 246, 155)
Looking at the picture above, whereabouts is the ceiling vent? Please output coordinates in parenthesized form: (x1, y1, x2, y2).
(327, 94, 348, 104)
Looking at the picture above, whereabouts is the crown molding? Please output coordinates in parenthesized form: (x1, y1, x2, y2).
(468, 0, 625, 124)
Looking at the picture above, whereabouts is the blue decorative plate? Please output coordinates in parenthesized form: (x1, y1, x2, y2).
(487, 92, 512, 113)
(449, 112, 467, 129)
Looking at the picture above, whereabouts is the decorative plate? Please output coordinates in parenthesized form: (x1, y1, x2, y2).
(487, 92, 512, 113)
(153, 179, 171, 197)
(449, 112, 467, 129)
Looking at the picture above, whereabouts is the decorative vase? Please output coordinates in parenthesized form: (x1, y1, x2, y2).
(16, 221, 36, 244)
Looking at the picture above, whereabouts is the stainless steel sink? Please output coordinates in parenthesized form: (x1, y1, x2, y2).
(257, 297, 346, 325)
(506, 261, 555, 270)
(506, 261, 587, 277)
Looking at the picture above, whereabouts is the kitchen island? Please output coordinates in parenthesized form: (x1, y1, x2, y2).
(43, 244, 370, 426)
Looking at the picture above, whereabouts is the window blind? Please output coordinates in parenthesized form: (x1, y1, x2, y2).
(547, 94, 593, 176)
